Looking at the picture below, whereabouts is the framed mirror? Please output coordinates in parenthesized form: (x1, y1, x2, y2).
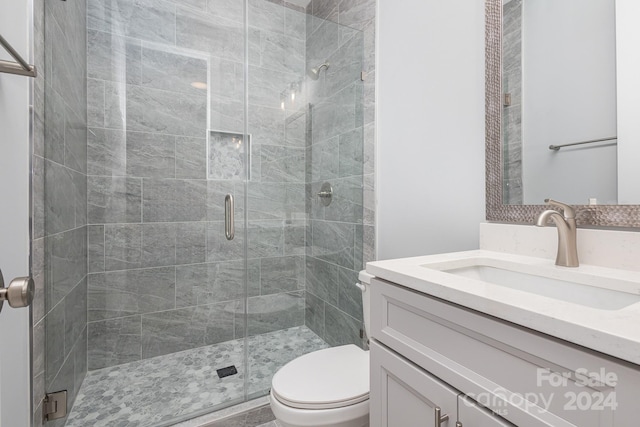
(485, 0, 640, 227)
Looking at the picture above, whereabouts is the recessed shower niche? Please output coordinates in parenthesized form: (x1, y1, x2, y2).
(208, 130, 249, 181)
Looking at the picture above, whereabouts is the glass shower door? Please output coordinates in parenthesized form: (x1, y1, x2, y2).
(40, 0, 252, 425)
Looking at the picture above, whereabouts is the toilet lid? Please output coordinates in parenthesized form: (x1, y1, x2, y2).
(271, 345, 369, 410)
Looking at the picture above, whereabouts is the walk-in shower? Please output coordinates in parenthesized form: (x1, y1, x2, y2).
(33, 0, 373, 425)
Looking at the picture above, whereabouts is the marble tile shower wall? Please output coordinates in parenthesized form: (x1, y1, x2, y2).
(85, 0, 310, 370)
(303, 0, 376, 348)
(31, 0, 89, 425)
(503, 0, 523, 204)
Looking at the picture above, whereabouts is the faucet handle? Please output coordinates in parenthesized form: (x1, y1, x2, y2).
(544, 199, 575, 219)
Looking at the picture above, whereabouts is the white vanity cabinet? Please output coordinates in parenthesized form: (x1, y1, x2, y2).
(371, 340, 511, 427)
(369, 277, 640, 427)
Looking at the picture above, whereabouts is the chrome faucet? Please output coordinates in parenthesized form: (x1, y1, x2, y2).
(535, 199, 579, 267)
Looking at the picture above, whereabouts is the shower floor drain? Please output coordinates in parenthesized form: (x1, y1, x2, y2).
(216, 365, 238, 379)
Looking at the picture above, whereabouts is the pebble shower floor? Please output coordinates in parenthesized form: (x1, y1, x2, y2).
(65, 326, 327, 427)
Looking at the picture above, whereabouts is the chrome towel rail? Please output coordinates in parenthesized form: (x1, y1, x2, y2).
(548, 136, 617, 151)
(0, 34, 36, 77)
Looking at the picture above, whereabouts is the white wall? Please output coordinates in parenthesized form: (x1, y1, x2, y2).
(0, 0, 32, 425)
(616, 0, 640, 204)
(521, 0, 617, 205)
(376, 0, 485, 260)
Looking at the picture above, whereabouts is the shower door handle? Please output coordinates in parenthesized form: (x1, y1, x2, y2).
(225, 194, 235, 240)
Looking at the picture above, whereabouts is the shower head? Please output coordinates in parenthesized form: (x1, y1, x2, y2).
(308, 61, 329, 80)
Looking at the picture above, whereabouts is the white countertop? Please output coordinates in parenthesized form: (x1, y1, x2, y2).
(366, 250, 640, 365)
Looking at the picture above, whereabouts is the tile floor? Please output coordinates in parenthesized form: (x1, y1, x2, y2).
(65, 326, 327, 427)
(205, 405, 279, 427)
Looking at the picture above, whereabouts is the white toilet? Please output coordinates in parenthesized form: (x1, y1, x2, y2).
(269, 271, 373, 427)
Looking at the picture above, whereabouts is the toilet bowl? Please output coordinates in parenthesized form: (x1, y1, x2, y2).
(270, 271, 373, 427)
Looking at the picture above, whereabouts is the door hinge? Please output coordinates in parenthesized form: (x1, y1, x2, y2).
(504, 92, 512, 106)
(43, 390, 67, 422)
(361, 71, 366, 81)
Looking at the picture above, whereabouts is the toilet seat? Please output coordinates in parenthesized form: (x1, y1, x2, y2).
(271, 345, 369, 410)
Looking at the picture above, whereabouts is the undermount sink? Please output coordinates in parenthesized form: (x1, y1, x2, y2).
(423, 259, 640, 311)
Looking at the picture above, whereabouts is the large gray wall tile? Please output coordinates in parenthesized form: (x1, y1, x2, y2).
(248, 220, 285, 258)
(141, 47, 208, 95)
(88, 316, 142, 370)
(87, 29, 142, 84)
(126, 85, 207, 137)
(259, 145, 305, 183)
(312, 84, 357, 143)
(250, 30, 305, 75)
(87, 79, 105, 127)
(176, 222, 207, 264)
(206, 221, 245, 262)
(337, 267, 362, 320)
(45, 300, 66, 388)
(142, 223, 177, 267)
(176, 261, 245, 308)
(311, 136, 339, 182)
(88, 0, 177, 44)
(325, 33, 364, 98)
(247, 291, 304, 336)
(323, 176, 363, 224)
(339, 0, 376, 32)
(248, 0, 285, 34)
(141, 302, 236, 358)
(126, 131, 176, 178)
(311, 220, 355, 269)
(176, 137, 206, 179)
(338, 126, 363, 177)
(87, 128, 126, 176)
(260, 256, 304, 295)
(304, 290, 325, 338)
(88, 267, 176, 321)
(64, 279, 88, 356)
(44, 161, 85, 235)
(104, 224, 143, 270)
(284, 220, 306, 255)
(324, 303, 361, 347)
(305, 256, 338, 305)
(209, 56, 244, 100)
(249, 104, 285, 146)
(176, 8, 243, 62)
(207, 0, 244, 23)
(88, 176, 142, 224)
(44, 83, 65, 165)
(247, 183, 305, 220)
(47, 14, 86, 119)
(45, 227, 88, 311)
(142, 179, 207, 222)
(88, 225, 105, 273)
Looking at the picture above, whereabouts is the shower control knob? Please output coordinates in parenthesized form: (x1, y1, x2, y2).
(0, 268, 35, 312)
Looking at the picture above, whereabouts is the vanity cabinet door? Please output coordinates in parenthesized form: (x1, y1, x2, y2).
(458, 397, 513, 427)
(370, 341, 459, 427)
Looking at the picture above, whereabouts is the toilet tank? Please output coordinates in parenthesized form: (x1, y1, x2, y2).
(358, 271, 374, 337)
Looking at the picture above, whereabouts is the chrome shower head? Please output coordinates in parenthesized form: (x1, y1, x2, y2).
(308, 61, 329, 80)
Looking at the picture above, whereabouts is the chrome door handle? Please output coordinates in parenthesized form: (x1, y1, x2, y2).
(435, 407, 449, 427)
(225, 194, 235, 241)
(0, 268, 34, 313)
